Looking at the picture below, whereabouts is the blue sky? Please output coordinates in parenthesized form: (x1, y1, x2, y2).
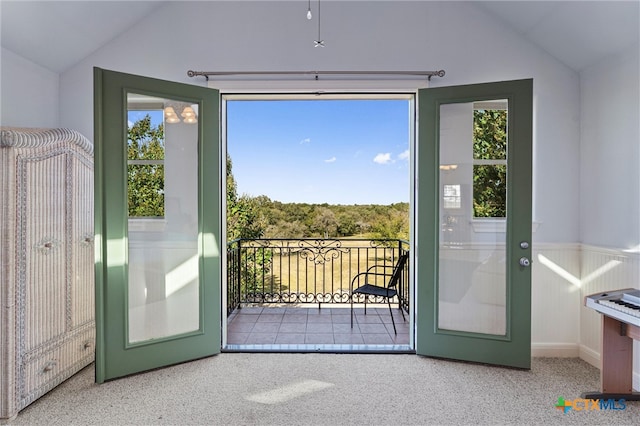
(226, 99, 411, 205)
(127, 109, 163, 129)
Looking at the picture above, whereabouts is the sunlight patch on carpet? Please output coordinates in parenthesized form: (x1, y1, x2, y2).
(245, 379, 335, 404)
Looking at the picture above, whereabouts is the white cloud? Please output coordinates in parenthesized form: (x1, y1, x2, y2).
(373, 153, 392, 164)
(398, 149, 410, 161)
(300, 138, 311, 145)
(324, 156, 337, 163)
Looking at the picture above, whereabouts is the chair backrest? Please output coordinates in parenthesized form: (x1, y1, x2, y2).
(388, 252, 409, 289)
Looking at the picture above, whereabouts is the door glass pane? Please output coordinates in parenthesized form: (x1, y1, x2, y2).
(438, 100, 507, 336)
(126, 93, 200, 343)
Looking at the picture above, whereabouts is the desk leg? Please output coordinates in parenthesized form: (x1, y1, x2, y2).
(581, 316, 640, 401)
(601, 315, 633, 394)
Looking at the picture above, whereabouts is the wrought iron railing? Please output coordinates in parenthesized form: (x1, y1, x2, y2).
(226, 238, 410, 315)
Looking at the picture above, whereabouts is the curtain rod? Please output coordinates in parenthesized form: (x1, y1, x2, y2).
(186, 70, 446, 81)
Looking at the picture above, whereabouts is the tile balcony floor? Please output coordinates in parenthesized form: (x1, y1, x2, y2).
(226, 305, 410, 349)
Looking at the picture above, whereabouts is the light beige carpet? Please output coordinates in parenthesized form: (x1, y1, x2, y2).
(9, 355, 639, 425)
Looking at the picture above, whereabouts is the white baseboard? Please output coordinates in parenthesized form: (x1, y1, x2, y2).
(531, 343, 579, 358)
(579, 344, 600, 368)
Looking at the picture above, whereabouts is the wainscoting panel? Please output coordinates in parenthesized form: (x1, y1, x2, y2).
(531, 244, 582, 357)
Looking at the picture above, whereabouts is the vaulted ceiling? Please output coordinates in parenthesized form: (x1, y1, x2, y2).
(1, 1, 638, 74)
(479, 1, 639, 71)
(1, 1, 163, 73)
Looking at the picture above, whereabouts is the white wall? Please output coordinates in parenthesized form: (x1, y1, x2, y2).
(580, 45, 640, 250)
(579, 45, 640, 389)
(0, 47, 59, 128)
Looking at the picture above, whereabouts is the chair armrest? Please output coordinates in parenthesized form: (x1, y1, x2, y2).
(365, 264, 395, 273)
(350, 271, 393, 289)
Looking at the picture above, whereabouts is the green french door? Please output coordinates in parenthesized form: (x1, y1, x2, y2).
(94, 68, 221, 382)
(416, 79, 533, 368)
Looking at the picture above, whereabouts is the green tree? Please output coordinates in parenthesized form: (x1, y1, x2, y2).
(336, 212, 358, 237)
(226, 155, 266, 240)
(312, 207, 338, 238)
(371, 207, 409, 241)
(127, 115, 165, 217)
(226, 155, 271, 296)
(473, 109, 507, 217)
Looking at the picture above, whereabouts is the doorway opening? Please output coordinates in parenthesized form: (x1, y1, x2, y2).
(97, 70, 533, 380)
(222, 93, 416, 352)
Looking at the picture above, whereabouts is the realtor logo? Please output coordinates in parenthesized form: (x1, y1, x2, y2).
(555, 396, 627, 413)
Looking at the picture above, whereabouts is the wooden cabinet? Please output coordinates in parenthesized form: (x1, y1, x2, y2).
(1, 128, 95, 421)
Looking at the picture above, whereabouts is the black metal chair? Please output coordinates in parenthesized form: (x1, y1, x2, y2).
(350, 252, 408, 335)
